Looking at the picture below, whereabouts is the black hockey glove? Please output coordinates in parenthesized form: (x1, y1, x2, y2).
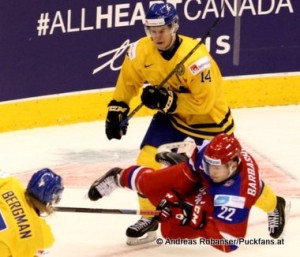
(105, 100, 129, 140)
(141, 85, 177, 113)
(176, 202, 207, 229)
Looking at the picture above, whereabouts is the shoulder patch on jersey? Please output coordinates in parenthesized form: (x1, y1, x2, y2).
(188, 56, 211, 75)
(0, 211, 8, 231)
(214, 194, 246, 209)
(127, 40, 139, 61)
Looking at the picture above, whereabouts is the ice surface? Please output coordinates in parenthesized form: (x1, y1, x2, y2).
(0, 105, 299, 257)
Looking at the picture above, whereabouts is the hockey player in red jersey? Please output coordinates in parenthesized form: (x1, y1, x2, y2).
(88, 134, 288, 251)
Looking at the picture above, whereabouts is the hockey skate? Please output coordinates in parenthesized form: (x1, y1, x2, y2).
(267, 196, 291, 239)
(155, 151, 189, 166)
(126, 217, 159, 246)
(88, 167, 122, 201)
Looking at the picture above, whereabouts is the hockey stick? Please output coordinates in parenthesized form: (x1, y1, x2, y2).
(55, 206, 160, 216)
(120, 8, 223, 128)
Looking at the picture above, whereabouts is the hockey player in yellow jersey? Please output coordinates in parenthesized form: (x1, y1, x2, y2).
(105, 3, 235, 245)
(0, 168, 64, 257)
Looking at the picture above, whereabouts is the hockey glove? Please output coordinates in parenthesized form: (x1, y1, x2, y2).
(141, 85, 177, 113)
(156, 191, 206, 229)
(175, 202, 207, 229)
(105, 100, 129, 140)
(156, 190, 181, 221)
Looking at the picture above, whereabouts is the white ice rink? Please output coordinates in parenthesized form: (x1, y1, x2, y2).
(1, 105, 300, 257)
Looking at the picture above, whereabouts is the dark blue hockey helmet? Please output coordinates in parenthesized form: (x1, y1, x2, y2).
(144, 3, 178, 27)
(26, 168, 64, 205)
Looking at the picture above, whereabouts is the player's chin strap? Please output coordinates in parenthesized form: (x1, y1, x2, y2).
(163, 22, 179, 51)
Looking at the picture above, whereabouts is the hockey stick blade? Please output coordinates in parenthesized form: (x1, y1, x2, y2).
(55, 206, 160, 216)
(120, 7, 223, 128)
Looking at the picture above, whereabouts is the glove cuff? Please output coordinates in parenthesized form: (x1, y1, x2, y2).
(163, 90, 177, 114)
(189, 206, 206, 229)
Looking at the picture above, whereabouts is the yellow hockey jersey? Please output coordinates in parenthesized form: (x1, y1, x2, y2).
(113, 35, 235, 139)
(0, 171, 54, 257)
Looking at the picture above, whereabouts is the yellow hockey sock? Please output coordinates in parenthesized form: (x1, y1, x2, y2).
(136, 145, 161, 169)
(136, 145, 161, 216)
(255, 183, 277, 213)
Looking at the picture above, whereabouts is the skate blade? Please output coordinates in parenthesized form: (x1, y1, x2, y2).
(126, 231, 157, 246)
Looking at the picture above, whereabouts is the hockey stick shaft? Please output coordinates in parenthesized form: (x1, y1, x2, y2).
(55, 206, 160, 216)
(120, 10, 223, 127)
